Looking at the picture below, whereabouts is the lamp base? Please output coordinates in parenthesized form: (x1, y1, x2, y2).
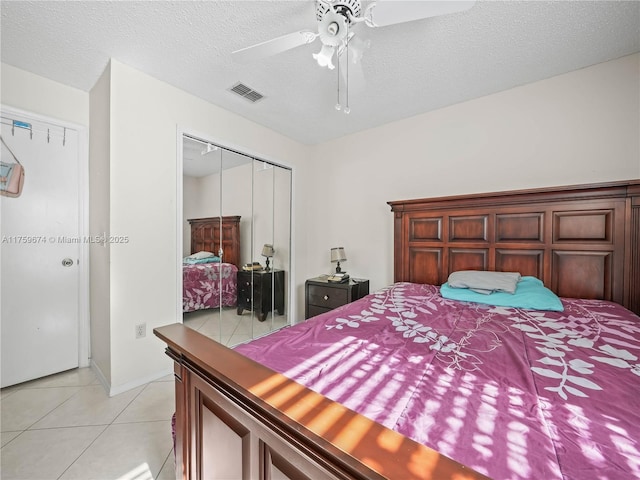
(265, 258, 271, 272)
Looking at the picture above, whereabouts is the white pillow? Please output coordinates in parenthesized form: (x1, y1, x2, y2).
(447, 270, 521, 295)
(188, 251, 215, 260)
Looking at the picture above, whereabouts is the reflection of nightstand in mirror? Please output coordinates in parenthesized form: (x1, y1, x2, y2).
(237, 270, 285, 322)
(305, 276, 369, 320)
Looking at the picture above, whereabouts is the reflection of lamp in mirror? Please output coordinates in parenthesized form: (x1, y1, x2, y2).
(330, 247, 347, 273)
(262, 244, 275, 272)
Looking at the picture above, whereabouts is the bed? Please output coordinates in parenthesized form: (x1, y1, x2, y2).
(183, 216, 241, 313)
(157, 179, 640, 479)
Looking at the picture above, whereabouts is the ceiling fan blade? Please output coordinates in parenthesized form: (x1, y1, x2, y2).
(369, 0, 475, 27)
(232, 30, 318, 64)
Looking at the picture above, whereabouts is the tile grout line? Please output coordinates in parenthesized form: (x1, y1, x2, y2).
(110, 381, 151, 425)
(55, 423, 110, 480)
(22, 384, 87, 432)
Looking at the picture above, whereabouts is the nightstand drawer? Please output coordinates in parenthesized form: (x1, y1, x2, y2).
(307, 285, 348, 309)
(307, 305, 333, 318)
(236, 270, 285, 321)
(305, 276, 369, 320)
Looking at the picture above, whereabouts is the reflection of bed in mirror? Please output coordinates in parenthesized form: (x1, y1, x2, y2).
(182, 216, 240, 313)
(158, 180, 640, 480)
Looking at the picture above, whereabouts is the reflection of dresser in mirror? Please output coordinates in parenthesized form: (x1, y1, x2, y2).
(236, 269, 285, 322)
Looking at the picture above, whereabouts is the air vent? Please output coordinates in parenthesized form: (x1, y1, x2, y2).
(229, 82, 264, 103)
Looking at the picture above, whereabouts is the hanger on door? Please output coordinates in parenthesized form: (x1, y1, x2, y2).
(0, 134, 25, 198)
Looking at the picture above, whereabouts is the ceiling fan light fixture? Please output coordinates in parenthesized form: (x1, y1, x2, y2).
(318, 9, 348, 46)
(316, 0, 361, 23)
(313, 44, 336, 69)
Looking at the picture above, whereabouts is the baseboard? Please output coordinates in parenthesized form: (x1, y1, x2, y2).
(108, 368, 173, 397)
(90, 360, 110, 394)
(90, 359, 172, 397)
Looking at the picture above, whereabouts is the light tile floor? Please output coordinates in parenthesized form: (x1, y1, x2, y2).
(0, 308, 288, 480)
(1, 368, 175, 480)
(183, 306, 288, 346)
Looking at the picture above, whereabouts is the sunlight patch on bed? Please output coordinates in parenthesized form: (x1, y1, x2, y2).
(507, 387, 526, 419)
(506, 421, 531, 478)
(476, 383, 498, 436)
(563, 403, 605, 465)
(607, 423, 640, 476)
(282, 336, 357, 379)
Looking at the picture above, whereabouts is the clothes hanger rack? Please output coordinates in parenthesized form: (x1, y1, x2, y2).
(0, 116, 69, 145)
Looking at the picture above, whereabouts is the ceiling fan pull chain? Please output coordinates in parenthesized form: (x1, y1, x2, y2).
(335, 46, 341, 111)
(344, 20, 350, 114)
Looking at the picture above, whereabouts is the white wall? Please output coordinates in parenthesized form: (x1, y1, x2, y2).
(1, 63, 89, 127)
(88, 63, 112, 384)
(107, 60, 308, 393)
(309, 53, 640, 293)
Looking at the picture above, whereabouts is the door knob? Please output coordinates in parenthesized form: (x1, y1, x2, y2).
(62, 258, 74, 267)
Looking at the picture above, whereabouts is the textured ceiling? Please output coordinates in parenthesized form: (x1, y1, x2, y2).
(2, 1, 639, 145)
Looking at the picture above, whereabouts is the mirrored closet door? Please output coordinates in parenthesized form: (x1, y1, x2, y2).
(181, 134, 291, 346)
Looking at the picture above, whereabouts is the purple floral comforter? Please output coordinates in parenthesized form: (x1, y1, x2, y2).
(183, 262, 237, 312)
(235, 282, 640, 479)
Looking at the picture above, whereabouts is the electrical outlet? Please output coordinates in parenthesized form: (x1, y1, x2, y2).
(135, 323, 146, 339)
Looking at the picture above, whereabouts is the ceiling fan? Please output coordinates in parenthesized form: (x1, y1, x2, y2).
(232, 0, 476, 70)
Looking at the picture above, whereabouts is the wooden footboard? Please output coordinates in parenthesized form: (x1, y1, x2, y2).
(154, 323, 489, 480)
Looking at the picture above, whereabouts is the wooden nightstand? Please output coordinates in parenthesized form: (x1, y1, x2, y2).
(305, 276, 370, 320)
(237, 269, 285, 322)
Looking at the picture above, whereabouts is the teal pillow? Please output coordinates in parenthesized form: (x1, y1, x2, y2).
(183, 256, 221, 265)
(440, 276, 564, 311)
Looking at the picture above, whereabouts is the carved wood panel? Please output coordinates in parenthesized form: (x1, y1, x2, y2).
(449, 248, 488, 273)
(200, 396, 250, 480)
(496, 249, 544, 278)
(449, 215, 488, 242)
(496, 213, 543, 242)
(552, 251, 612, 300)
(188, 369, 344, 480)
(553, 210, 612, 243)
(408, 248, 441, 285)
(408, 217, 441, 242)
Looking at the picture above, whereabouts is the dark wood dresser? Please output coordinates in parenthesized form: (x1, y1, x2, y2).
(237, 269, 285, 322)
(305, 276, 370, 319)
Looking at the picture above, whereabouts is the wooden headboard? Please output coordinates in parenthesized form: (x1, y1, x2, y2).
(388, 179, 640, 315)
(187, 216, 241, 267)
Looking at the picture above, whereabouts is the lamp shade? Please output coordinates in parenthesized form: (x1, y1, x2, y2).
(262, 244, 275, 258)
(330, 247, 346, 263)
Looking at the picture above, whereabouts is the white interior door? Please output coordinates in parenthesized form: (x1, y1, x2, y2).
(1, 113, 81, 387)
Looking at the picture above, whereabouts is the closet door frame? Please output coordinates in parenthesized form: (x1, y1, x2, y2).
(175, 126, 296, 328)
